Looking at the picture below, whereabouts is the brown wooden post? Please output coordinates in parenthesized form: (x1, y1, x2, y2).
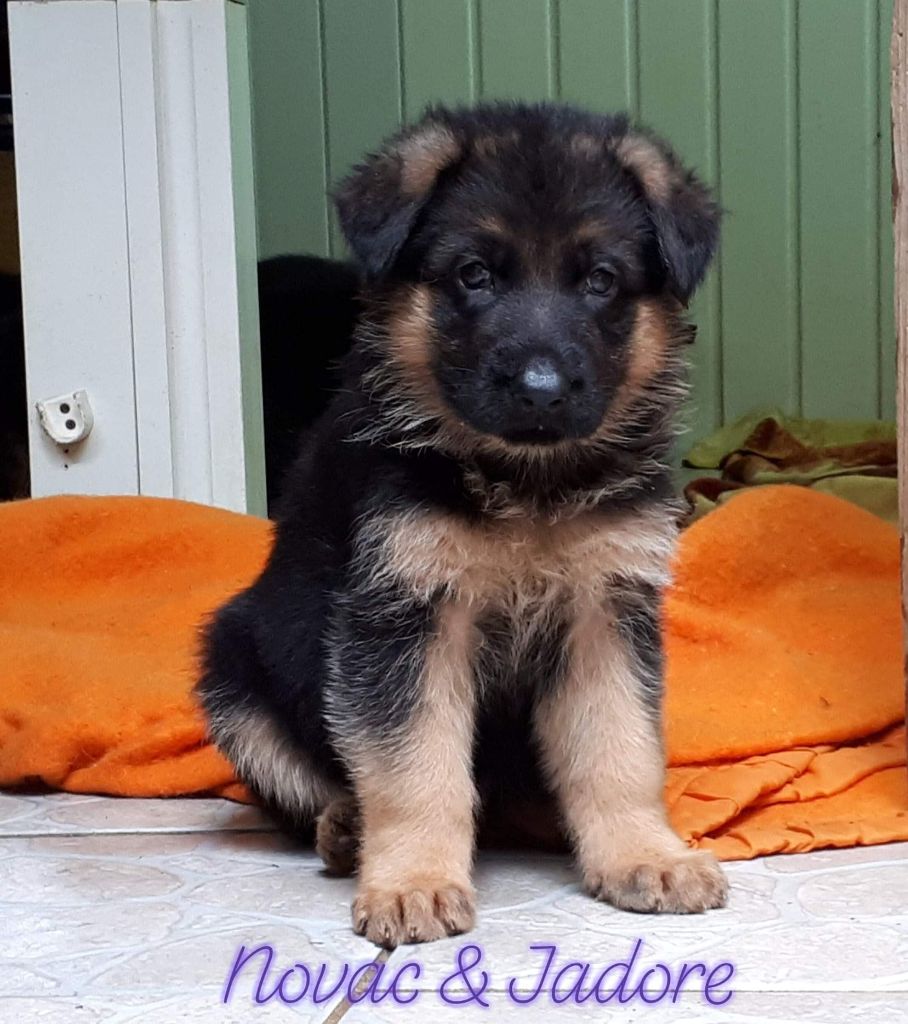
(893, 0, 908, 722)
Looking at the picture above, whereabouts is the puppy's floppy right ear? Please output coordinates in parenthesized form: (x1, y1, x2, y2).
(611, 129, 720, 305)
(334, 118, 463, 279)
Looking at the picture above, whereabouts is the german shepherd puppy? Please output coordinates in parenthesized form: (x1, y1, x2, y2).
(197, 102, 728, 948)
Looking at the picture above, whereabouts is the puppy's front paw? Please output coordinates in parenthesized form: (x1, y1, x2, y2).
(586, 851, 728, 914)
(352, 879, 475, 948)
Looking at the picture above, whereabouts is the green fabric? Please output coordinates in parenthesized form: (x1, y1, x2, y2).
(683, 410, 897, 525)
(690, 476, 898, 527)
(685, 408, 896, 470)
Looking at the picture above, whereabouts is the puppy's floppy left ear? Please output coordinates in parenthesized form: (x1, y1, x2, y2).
(612, 130, 720, 304)
(334, 118, 463, 279)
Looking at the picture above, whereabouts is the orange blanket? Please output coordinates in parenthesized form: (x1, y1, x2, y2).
(0, 487, 905, 860)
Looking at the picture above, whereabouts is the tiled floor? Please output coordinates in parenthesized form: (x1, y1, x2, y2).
(1, 793, 907, 1023)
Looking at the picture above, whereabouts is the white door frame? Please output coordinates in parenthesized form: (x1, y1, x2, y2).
(9, 0, 266, 515)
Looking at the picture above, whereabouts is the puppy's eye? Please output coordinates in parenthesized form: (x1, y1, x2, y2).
(459, 260, 493, 291)
(586, 267, 616, 297)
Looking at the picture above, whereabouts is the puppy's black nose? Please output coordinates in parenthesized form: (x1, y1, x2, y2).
(514, 356, 568, 409)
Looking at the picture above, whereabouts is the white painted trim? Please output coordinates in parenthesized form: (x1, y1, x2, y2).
(153, 2, 217, 505)
(117, 0, 174, 500)
(9, 0, 264, 514)
(9, 0, 139, 496)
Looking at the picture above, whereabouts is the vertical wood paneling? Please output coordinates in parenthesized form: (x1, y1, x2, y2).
(637, 0, 721, 440)
(246, 0, 329, 258)
(558, 0, 638, 113)
(321, 0, 402, 254)
(718, 0, 799, 420)
(799, 0, 880, 419)
(248, 0, 897, 432)
(893, 0, 908, 699)
(478, 0, 556, 100)
(880, 0, 896, 420)
(227, 2, 267, 514)
(400, 0, 476, 119)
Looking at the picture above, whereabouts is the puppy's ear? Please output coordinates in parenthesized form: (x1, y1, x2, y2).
(611, 130, 720, 304)
(334, 119, 463, 279)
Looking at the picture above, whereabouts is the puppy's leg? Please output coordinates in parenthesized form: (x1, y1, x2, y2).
(198, 599, 344, 829)
(210, 706, 344, 828)
(316, 795, 360, 876)
(330, 600, 478, 948)
(534, 581, 727, 913)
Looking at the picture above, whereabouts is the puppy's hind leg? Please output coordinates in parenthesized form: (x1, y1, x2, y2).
(316, 795, 360, 876)
(197, 600, 344, 832)
(211, 707, 344, 833)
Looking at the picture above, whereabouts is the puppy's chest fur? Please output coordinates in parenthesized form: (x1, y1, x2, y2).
(363, 504, 676, 690)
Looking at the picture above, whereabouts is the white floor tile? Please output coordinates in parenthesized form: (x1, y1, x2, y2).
(339, 991, 908, 1024)
(1, 797, 906, 1024)
(0, 792, 272, 836)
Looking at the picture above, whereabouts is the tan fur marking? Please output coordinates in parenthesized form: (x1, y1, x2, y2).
(534, 600, 728, 913)
(626, 300, 673, 389)
(473, 130, 520, 159)
(571, 132, 604, 159)
(476, 213, 510, 237)
(368, 504, 675, 609)
(209, 707, 342, 822)
(386, 285, 435, 384)
(357, 283, 503, 458)
(349, 601, 478, 947)
(398, 126, 461, 197)
(613, 134, 673, 202)
(384, 285, 460, 425)
(595, 299, 677, 440)
(572, 220, 613, 246)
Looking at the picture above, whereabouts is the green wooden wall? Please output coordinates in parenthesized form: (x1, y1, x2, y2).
(246, 0, 895, 440)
